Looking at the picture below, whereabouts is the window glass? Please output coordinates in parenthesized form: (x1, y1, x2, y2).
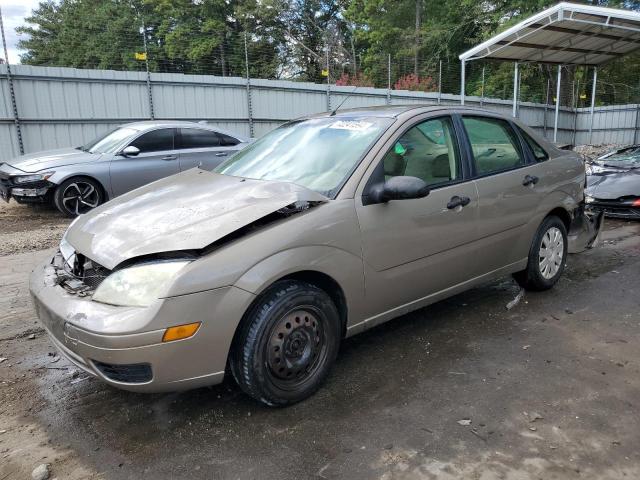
(82, 127, 138, 154)
(219, 133, 240, 146)
(179, 128, 221, 149)
(381, 117, 461, 186)
(129, 128, 174, 153)
(216, 117, 392, 196)
(517, 127, 548, 161)
(462, 117, 524, 175)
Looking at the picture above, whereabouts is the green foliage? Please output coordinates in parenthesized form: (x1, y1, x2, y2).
(14, 0, 640, 101)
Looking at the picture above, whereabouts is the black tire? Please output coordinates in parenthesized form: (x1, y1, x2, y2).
(53, 177, 104, 217)
(230, 280, 341, 407)
(514, 215, 568, 291)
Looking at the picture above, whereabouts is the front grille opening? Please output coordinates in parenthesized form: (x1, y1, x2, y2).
(92, 360, 153, 384)
(53, 250, 111, 295)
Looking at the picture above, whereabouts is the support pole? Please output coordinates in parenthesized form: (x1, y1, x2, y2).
(141, 21, 154, 120)
(438, 60, 442, 105)
(326, 45, 331, 112)
(543, 77, 550, 138)
(460, 60, 465, 105)
(553, 65, 562, 143)
(0, 6, 23, 155)
(589, 66, 597, 144)
(480, 66, 485, 107)
(244, 33, 254, 138)
(387, 54, 391, 105)
(512, 62, 519, 117)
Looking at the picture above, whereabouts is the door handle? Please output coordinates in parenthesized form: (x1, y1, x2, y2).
(161, 155, 177, 161)
(522, 174, 539, 186)
(215, 152, 228, 157)
(447, 195, 471, 210)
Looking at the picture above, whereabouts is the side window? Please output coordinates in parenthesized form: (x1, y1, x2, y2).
(179, 128, 221, 149)
(129, 128, 174, 153)
(219, 133, 240, 146)
(517, 126, 549, 161)
(381, 117, 461, 187)
(462, 117, 525, 175)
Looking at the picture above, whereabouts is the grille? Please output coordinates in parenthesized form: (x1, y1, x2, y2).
(53, 250, 111, 295)
(93, 361, 153, 383)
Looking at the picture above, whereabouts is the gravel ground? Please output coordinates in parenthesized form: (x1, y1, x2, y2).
(573, 144, 621, 159)
(0, 200, 70, 256)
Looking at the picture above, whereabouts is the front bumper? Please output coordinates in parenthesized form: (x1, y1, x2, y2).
(588, 199, 640, 220)
(29, 259, 255, 393)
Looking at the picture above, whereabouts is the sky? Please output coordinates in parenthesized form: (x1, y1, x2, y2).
(0, 0, 41, 63)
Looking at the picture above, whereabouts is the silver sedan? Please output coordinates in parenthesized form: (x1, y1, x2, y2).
(0, 121, 249, 216)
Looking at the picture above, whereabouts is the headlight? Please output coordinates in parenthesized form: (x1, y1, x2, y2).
(92, 261, 190, 307)
(12, 172, 55, 184)
(585, 195, 595, 204)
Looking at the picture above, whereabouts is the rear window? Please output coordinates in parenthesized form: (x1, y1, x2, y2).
(517, 127, 548, 161)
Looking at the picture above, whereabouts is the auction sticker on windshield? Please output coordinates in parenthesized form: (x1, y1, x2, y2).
(328, 120, 374, 131)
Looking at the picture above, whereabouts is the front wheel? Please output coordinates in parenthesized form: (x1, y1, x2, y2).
(53, 177, 104, 217)
(230, 280, 341, 407)
(514, 215, 568, 291)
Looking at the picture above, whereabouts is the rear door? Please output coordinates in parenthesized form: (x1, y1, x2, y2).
(355, 115, 481, 316)
(459, 115, 546, 272)
(177, 128, 242, 171)
(109, 128, 180, 196)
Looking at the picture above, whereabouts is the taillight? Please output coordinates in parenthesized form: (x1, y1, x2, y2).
(633, 198, 640, 207)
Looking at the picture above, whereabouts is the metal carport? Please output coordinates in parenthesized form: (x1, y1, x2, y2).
(459, 2, 640, 143)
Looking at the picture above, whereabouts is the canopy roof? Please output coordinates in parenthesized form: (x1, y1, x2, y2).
(459, 2, 640, 66)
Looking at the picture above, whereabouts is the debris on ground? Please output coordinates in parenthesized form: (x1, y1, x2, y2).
(528, 412, 544, 422)
(0, 357, 7, 363)
(28, 333, 36, 340)
(573, 144, 621, 160)
(457, 419, 472, 426)
(506, 289, 525, 310)
(31, 463, 50, 480)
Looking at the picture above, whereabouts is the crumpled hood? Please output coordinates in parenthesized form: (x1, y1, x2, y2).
(6, 147, 99, 173)
(65, 169, 328, 269)
(586, 166, 640, 200)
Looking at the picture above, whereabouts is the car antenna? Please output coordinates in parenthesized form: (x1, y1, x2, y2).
(330, 86, 359, 116)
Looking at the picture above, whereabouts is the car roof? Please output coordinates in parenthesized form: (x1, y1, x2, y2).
(308, 104, 518, 119)
(118, 120, 249, 141)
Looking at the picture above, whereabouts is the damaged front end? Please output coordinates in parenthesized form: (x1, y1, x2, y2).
(567, 205, 605, 254)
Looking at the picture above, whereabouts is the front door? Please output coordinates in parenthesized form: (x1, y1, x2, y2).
(460, 115, 545, 271)
(355, 115, 480, 318)
(109, 128, 180, 197)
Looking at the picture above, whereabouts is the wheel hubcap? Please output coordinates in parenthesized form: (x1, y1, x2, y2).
(267, 309, 323, 381)
(539, 226, 564, 279)
(62, 182, 100, 215)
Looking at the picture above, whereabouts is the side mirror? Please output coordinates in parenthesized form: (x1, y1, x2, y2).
(368, 176, 430, 204)
(121, 146, 140, 157)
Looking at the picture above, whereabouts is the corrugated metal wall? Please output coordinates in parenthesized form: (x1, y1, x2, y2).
(0, 64, 634, 163)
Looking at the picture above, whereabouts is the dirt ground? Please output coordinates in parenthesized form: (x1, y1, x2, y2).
(0, 200, 69, 256)
(1, 202, 639, 480)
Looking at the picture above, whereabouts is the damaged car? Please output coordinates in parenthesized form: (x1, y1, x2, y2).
(0, 121, 248, 216)
(31, 106, 595, 406)
(585, 144, 640, 219)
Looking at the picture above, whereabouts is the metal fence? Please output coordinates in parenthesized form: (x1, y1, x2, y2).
(0, 63, 637, 162)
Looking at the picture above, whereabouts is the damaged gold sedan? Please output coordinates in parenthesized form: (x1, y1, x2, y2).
(30, 106, 600, 406)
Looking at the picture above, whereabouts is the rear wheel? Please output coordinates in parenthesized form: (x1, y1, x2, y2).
(514, 216, 568, 291)
(53, 177, 104, 217)
(230, 280, 341, 407)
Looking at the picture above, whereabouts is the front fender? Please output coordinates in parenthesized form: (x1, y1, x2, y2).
(234, 246, 367, 328)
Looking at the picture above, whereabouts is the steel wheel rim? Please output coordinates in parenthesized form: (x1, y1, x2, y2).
(539, 226, 564, 279)
(62, 182, 99, 215)
(266, 308, 326, 389)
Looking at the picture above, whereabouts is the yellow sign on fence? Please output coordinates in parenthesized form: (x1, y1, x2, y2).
(321, 69, 329, 77)
(134, 52, 147, 61)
